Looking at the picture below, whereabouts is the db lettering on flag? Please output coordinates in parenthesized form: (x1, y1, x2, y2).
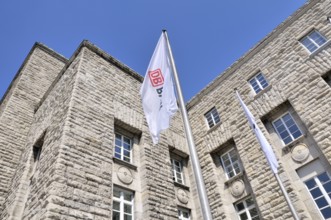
(149, 69, 164, 87)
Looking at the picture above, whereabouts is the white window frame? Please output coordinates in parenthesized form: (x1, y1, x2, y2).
(114, 133, 133, 163)
(304, 172, 331, 219)
(220, 148, 241, 180)
(178, 207, 190, 220)
(204, 107, 221, 129)
(112, 187, 134, 220)
(249, 72, 269, 94)
(272, 112, 303, 145)
(171, 158, 184, 184)
(234, 197, 260, 220)
(300, 30, 327, 53)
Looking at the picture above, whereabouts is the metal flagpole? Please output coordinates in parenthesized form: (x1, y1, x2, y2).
(235, 90, 300, 220)
(275, 173, 300, 220)
(162, 30, 213, 220)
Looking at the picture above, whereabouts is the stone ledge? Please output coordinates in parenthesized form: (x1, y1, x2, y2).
(174, 181, 190, 191)
(113, 157, 138, 171)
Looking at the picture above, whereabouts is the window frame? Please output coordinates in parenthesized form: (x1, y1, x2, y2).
(220, 148, 242, 180)
(249, 72, 269, 94)
(304, 172, 331, 219)
(272, 112, 303, 146)
(114, 132, 133, 163)
(112, 186, 134, 220)
(300, 30, 327, 54)
(234, 197, 260, 220)
(178, 207, 191, 220)
(204, 107, 221, 129)
(171, 158, 185, 185)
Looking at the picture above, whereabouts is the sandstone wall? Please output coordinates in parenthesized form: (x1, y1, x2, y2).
(187, 0, 331, 219)
(0, 44, 66, 212)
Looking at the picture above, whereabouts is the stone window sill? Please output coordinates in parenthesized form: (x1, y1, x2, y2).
(207, 122, 221, 134)
(253, 85, 272, 100)
(281, 134, 306, 152)
(113, 157, 138, 171)
(174, 181, 190, 191)
(308, 40, 331, 58)
(224, 172, 244, 186)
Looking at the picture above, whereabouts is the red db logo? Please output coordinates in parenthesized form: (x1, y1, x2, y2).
(148, 69, 164, 87)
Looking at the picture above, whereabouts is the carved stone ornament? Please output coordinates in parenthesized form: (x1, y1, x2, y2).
(291, 143, 309, 163)
(177, 188, 189, 204)
(117, 166, 133, 184)
(230, 180, 245, 197)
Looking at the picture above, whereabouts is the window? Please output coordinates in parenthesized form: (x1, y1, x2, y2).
(322, 71, 331, 87)
(298, 160, 331, 219)
(305, 172, 331, 219)
(249, 72, 269, 94)
(205, 107, 221, 128)
(234, 197, 260, 220)
(112, 187, 134, 220)
(272, 112, 303, 145)
(178, 207, 190, 220)
(300, 30, 327, 53)
(220, 148, 241, 179)
(115, 133, 132, 163)
(30, 134, 44, 180)
(171, 158, 184, 184)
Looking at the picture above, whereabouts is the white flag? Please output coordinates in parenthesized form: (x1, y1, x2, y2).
(140, 33, 178, 144)
(236, 91, 279, 174)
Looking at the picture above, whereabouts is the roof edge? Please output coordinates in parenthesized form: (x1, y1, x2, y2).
(0, 42, 68, 106)
(36, 40, 143, 111)
(186, 0, 315, 110)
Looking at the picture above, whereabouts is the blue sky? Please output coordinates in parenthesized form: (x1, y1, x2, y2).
(0, 1, 307, 102)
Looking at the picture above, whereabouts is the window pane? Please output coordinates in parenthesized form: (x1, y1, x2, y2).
(310, 31, 326, 46)
(124, 150, 130, 158)
(205, 107, 220, 128)
(115, 134, 122, 140)
(273, 119, 283, 128)
(249, 208, 258, 218)
(123, 143, 131, 151)
(115, 147, 121, 154)
(305, 179, 317, 189)
(124, 215, 132, 220)
(310, 188, 323, 198)
(246, 197, 254, 207)
(124, 192, 132, 201)
(323, 182, 331, 194)
(240, 212, 248, 220)
(236, 202, 245, 211)
(113, 189, 121, 198)
(115, 138, 122, 147)
(283, 136, 293, 145)
(321, 207, 331, 219)
(113, 201, 120, 211)
(292, 130, 302, 139)
(315, 197, 328, 208)
(301, 37, 318, 52)
(124, 204, 132, 213)
(112, 211, 120, 220)
(318, 172, 330, 183)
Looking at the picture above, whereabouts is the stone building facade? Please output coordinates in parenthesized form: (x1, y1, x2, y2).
(0, 0, 331, 219)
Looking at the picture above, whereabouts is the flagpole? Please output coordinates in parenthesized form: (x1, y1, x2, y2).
(275, 173, 300, 220)
(235, 90, 300, 220)
(162, 30, 213, 220)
